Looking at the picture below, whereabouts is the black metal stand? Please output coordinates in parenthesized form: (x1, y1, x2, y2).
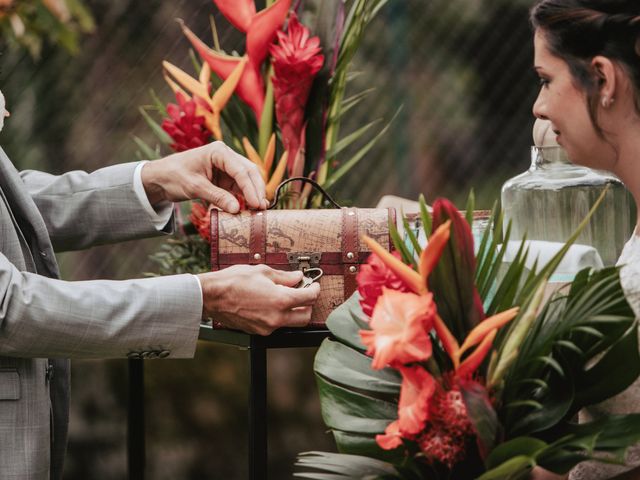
(127, 326, 330, 480)
(127, 359, 145, 480)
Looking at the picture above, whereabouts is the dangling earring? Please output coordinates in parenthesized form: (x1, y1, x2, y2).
(601, 97, 615, 108)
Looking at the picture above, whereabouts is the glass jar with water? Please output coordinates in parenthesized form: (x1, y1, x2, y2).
(501, 145, 634, 266)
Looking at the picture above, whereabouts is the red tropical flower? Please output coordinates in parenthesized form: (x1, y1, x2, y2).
(190, 202, 213, 242)
(360, 289, 436, 370)
(161, 92, 211, 152)
(357, 251, 410, 317)
(270, 12, 324, 177)
(418, 385, 474, 468)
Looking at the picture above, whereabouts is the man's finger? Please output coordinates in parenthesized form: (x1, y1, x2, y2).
(206, 184, 240, 213)
(282, 306, 313, 328)
(267, 268, 303, 287)
(281, 283, 321, 309)
(245, 160, 267, 208)
(212, 147, 263, 209)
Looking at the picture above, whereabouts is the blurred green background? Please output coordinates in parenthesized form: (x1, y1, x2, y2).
(0, 0, 539, 478)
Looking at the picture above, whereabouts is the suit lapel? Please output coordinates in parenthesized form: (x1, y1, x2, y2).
(0, 147, 59, 278)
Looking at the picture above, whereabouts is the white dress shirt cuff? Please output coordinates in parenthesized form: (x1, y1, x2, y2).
(133, 161, 173, 231)
(192, 274, 204, 309)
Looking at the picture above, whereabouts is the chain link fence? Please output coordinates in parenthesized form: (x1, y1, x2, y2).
(0, 1, 541, 478)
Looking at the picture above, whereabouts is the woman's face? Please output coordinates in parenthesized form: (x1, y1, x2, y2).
(532, 30, 616, 170)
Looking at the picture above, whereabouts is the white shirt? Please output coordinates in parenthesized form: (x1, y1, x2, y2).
(133, 161, 203, 300)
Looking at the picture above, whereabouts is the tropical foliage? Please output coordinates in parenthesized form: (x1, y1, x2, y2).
(138, 0, 392, 275)
(296, 193, 640, 479)
(0, 0, 94, 57)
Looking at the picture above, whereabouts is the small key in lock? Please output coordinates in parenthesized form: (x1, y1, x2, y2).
(296, 267, 323, 288)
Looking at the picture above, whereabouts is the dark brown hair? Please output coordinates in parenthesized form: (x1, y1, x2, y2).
(530, 0, 640, 131)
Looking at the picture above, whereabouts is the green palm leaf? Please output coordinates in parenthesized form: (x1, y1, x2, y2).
(500, 267, 637, 437)
(295, 452, 404, 479)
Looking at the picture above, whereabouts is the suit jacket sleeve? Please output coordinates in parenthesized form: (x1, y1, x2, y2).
(19, 161, 172, 252)
(0, 252, 203, 359)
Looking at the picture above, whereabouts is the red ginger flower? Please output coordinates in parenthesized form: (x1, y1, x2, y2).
(418, 385, 474, 468)
(357, 251, 410, 317)
(270, 12, 324, 177)
(360, 289, 436, 370)
(161, 92, 211, 152)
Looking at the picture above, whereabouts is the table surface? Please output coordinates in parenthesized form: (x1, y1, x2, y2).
(198, 324, 331, 349)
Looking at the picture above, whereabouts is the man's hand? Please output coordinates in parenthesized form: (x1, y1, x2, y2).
(198, 265, 321, 336)
(141, 141, 268, 212)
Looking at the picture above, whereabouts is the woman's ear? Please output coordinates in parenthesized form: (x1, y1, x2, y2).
(591, 56, 617, 107)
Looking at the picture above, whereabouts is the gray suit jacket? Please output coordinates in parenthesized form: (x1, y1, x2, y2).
(0, 147, 203, 479)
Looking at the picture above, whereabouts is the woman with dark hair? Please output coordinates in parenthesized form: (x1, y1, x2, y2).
(530, 1, 640, 479)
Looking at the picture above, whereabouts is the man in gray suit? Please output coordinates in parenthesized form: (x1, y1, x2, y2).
(0, 92, 320, 479)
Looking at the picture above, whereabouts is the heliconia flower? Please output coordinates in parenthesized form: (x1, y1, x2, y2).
(181, 0, 291, 120)
(362, 221, 451, 296)
(396, 366, 436, 436)
(163, 57, 246, 140)
(434, 307, 519, 374)
(270, 12, 324, 176)
(376, 420, 403, 450)
(161, 92, 211, 152)
(357, 251, 411, 318)
(179, 22, 264, 120)
(242, 135, 288, 200)
(360, 289, 436, 370)
(190, 201, 214, 242)
(213, 0, 292, 68)
(246, 0, 292, 68)
(213, 0, 255, 32)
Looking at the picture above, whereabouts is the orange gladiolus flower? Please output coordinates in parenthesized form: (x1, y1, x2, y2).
(397, 365, 436, 436)
(376, 419, 403, 450)
(357, 250, 411, 317)
(360, 289, 436, 370)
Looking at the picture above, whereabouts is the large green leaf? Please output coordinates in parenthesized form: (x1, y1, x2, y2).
(315, 339, 401, 396)
(295, 452, 403, 479)
(326, 292, 369, 351)
(332, 431, 403, 463)
(477, 456, 534, 480)
(317, 375, 397, 435)
(460, 380, 499, 459)
(485, 437, 548, 470)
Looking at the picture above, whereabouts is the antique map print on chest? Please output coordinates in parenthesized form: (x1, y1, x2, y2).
(211, 208, 394, 326)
